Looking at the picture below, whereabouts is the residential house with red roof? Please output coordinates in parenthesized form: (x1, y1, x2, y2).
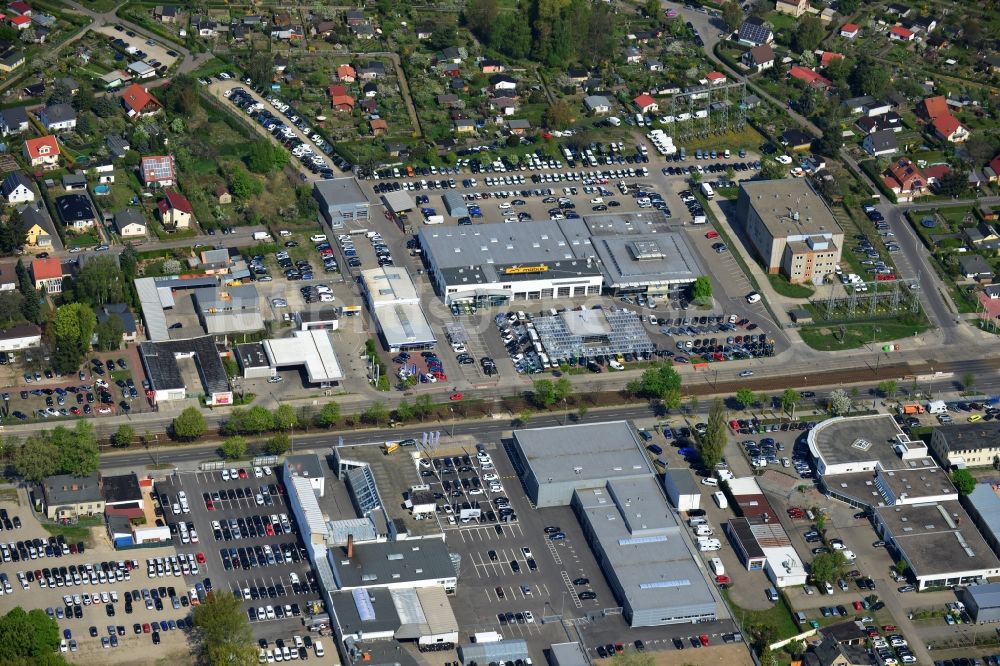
(337, 64, 356, 83)
(120, 84, 162, 119)
(705, 71, 727, 85)
(331, 94, 355, 112)
(775, 0, 808, 17)
(23, 135, 59, 169)
(789, 66, 831, 90)
(882, 158, 927, 202)
(819, 51, 844, 67)
(157, 190, 192, 228)
(987, 155, 1000, 184)
(889, 26, 914, 41)
(917, 95, 968, 143)
(31, 256, 63, 293)
(327, 84, 347, 98)
(140, 155, 176, 187)
(8, 14, 28, 29)
(8, 1, 30, 16)
(922, 164, 951, 187)
(932, 113, 969, 143)
(634, 93, 658, 114)
(840, 23, 860, 39)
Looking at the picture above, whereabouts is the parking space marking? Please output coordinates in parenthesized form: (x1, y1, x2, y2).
(546, 539, 563, 565)
(561, 571, 584, 608)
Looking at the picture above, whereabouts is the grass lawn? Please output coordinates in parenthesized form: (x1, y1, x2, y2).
(42, 516, 102, 546)
(767, 274, 814, 299)
(937, 206, 976, 226)
(722, 588, 799, 641)
(686, 125, 765, 153)
(66, 229, 101, 248)
(799, 320, 930, 351)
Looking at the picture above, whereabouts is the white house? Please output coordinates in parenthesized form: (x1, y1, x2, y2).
(1, 170, 34, 204)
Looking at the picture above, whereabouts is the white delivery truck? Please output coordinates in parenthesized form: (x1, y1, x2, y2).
(700, 182, 715, 200)
(713, 491, 728, 509)
(424, 215, 444, 225)
(927, 400, 948, 414)
(252, 231, 273, 241)
(473, 631, 502, 643)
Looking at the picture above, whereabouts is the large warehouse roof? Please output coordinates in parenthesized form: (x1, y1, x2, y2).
(330, 539, 455, 589)
(381, 190, 414, 214)
(512, 421, 651, 485)
(574, 476, 718, 623)
(264, 330, 344, 383)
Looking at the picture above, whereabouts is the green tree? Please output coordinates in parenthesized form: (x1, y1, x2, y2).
(414, 394, 434, 421)
(93, 94, 119, 118)
(0, 290, 22, 324)
(628, 364, 683, 408)
(0, 607, 61, 661)
(690, 276, 712, 305)
(837, 0, 859, 14)
(192, 591, 257, 666)
(265, 432, 291, 456)
(825, 55, 852, 84)
(814, 511, 827, 533)
(247, 140, 277, 174)
(735, 388, 757, 409)
(759, 157, 788, 180)
(225, 406, 274, 435)
(12, 435, 60, 483)
(221, 436, 247, 461)
(951, 469, 976, 495)
(553, 377, 572, 404)
(877, 379, 898, 399)
(492, 13, 532, 58)
(94, 314, 124, 351)
(245, 52, 274, 89)
(963, 372, 976, 392)
(643, 0, 660, 17)
(50, 303, 96, 374)
(810, 551, 847, 584)
(936, 170, 969, 198)
(113, 424, 135, 448)
(230, 168, 263, 200)
(849, 59, 889, 97)
(793, 16, 824, 52)
(721, 0, 743, 31)
(172, 407, 207, 441)
(828, 388, 852, 415)
(363, 401, 389, 424)
(698, 398, 727, 469)
(53, 421, 99, 476)
(463, 0, 499, 42)
(780, 388, 800, 416)
(532, 379, 557, 408)
(316, 402, 341, 428)
(544, 100, 574, 130)
(16, 259, 40, 324)
(222, 357, 238, 379)
(395, 399, 415, 421)
(273, 404, 297, 431)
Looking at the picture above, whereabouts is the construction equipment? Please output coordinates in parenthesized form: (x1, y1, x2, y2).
(382, 442, 399, 455)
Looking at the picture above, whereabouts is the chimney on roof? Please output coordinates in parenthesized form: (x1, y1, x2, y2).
(347, 533, 354, 558)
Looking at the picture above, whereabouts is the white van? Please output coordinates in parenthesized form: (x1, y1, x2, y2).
(710, 557, 725, 576)
(314, 641, 324, 657)
(701, 477, 718, 487)
(309, 234, 328, 242)
(688, 517, 708, 527)
(695, 525, 714, 537)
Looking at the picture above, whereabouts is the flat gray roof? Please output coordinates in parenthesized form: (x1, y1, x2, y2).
(738, 179, 842, 239)
(810, 414, 909, 470)
(666, 468, 699, 496)
(574, 476, 718, 619)
(236, 342, 269, 369)
(329, 588, 400, 636)
(330, 538, 455, 588)
(285, 454, 325, 482)
(381, 190, 413, 214)
(968, 484, 1000, 542)
(936, 423, 1000, 453)
(139, 336, 230, 395)
(879, 464, 956, 503)
(513, 421, 651, 485)
(314, 177, 369, 208)
(876, 503, 1000, 577)
(43, 473, 102, 507)
(963, 583, 1000, 609)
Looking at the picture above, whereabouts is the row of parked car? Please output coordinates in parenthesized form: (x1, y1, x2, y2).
(225, 88, 336, 179)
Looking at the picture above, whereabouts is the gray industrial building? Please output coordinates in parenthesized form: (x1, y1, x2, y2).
(964, 483, 1000, 563)
(549, 642, 588, 666)
(573, 476, 719, 626)
(441, 191, 467, 217)
(314, 177, 370, 226)
(457, 639, 528, 664)
(663, 468, 701, 512)
(509, 421, 652, 508)
(508, 421, 721, 627)
(193, 285, 264, 335)
(957, 583, 1000, 623)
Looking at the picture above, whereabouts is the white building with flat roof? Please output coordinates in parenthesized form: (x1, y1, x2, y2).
(360, 267, 436, 352)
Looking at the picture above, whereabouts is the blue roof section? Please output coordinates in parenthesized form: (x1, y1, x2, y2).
(969, 484, 1000, 542)
(965, 582, 1000, 609)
